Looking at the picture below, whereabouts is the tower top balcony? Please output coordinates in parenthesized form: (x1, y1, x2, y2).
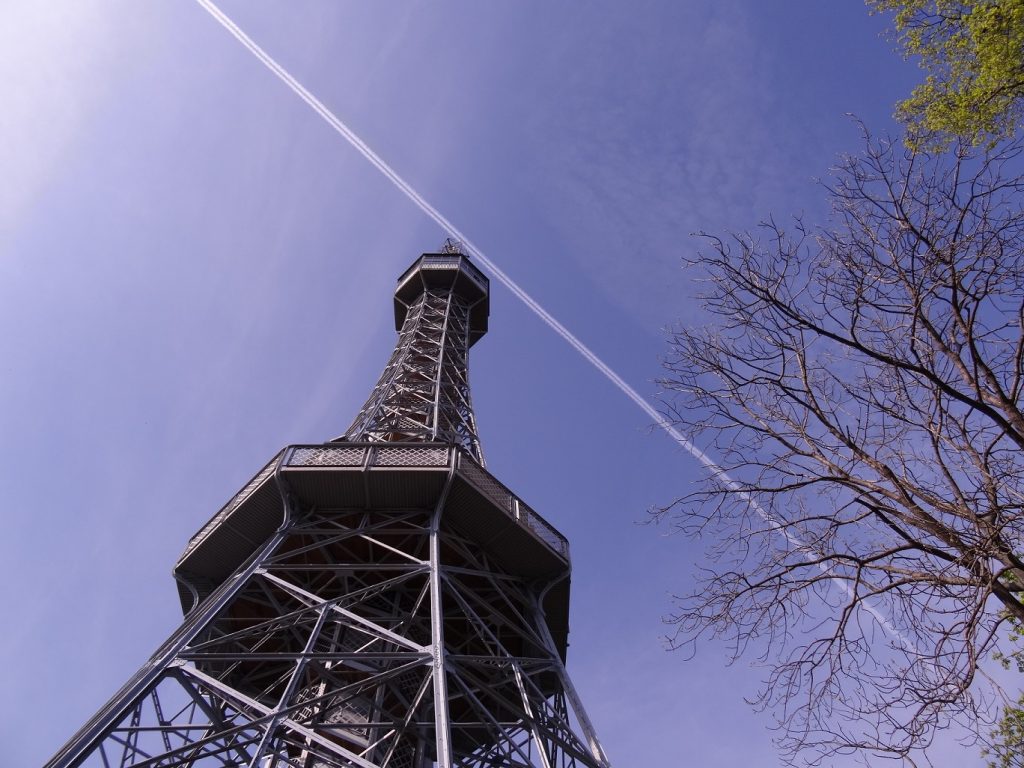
(394, 250, 489, 347)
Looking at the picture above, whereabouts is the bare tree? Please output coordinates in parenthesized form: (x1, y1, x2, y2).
(658, 129, 1024, 765)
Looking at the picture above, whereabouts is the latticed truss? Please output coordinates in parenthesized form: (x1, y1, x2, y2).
(49, 498, 609, 768)
(345, 272, 483, 463)
(47, 251, 610, 768)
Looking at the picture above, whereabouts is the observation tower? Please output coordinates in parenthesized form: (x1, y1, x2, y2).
(47, 243, 611, 768)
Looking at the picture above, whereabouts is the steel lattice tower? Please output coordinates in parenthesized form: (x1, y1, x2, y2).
(47, 246, 611, 768)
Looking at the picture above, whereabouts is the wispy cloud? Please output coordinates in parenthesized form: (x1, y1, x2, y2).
(514, 1, 835, 330)
(0, 2, 144, 238)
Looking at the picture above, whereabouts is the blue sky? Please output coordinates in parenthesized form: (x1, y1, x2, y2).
(1, 2, 980, 765)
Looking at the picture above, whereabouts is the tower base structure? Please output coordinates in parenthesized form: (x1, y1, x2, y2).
(48, 442, 610, 768)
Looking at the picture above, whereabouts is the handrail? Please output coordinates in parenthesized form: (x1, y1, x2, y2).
(179, 442, 569, 566)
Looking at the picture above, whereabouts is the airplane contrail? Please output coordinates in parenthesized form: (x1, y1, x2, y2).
(192, 0, 915, 652)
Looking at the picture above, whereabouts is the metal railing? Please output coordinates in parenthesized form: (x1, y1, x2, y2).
(288, 445, 364, 467)
(514, 498, 570, 559)
(180, 442, 569, 564)
(457, 455, 512, 512)
(284, 443, 453, 469)
(178, 450, 284, 564)
(457, 453, 570, 561)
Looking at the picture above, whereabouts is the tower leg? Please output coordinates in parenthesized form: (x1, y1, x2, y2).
(429, 474, 455, 766)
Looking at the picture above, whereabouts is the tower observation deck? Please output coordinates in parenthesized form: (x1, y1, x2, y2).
(46, 246, 611, 768)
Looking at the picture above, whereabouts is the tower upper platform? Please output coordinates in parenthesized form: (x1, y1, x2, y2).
(394, 251, 489, 346)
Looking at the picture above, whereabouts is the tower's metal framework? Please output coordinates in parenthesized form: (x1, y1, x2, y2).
(46, 247, 610, 768)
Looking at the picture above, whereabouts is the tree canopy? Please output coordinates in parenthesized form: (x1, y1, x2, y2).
(659, 131, 1024, 764)
(869, 0, 1024, 148)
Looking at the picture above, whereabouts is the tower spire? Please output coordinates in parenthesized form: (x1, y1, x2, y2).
(341, 247, 489, 464)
